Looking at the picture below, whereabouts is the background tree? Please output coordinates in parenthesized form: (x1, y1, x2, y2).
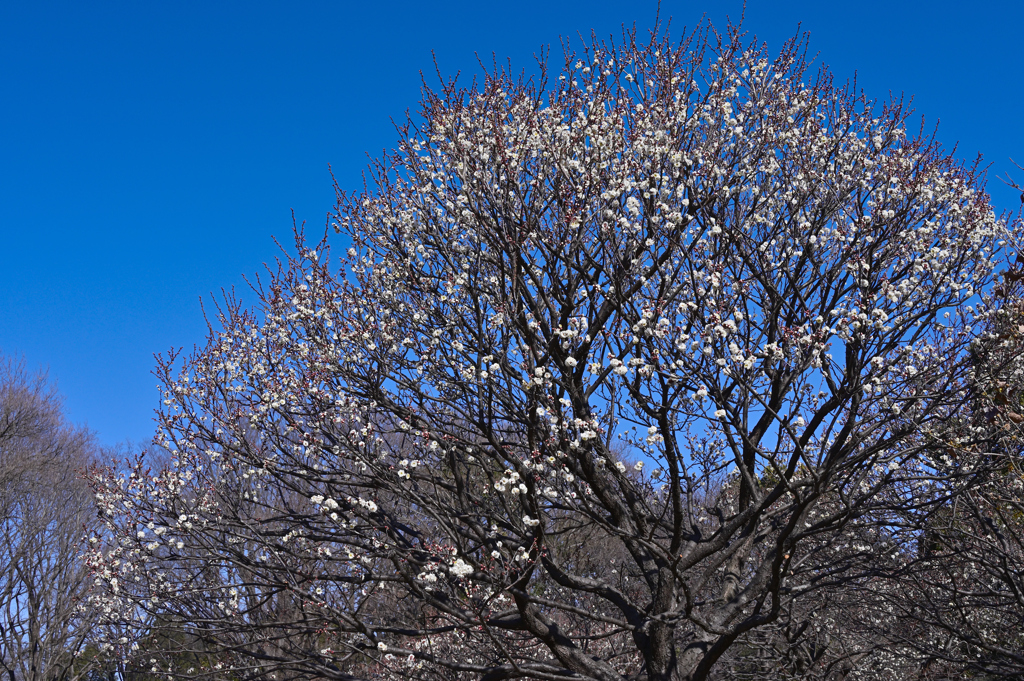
(0, 353, 102, 681)
(865, 266, 1024, 679)
(90, 21, 1018, 681)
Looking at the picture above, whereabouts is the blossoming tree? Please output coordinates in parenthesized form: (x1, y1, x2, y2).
(89, 22, 1019, 681)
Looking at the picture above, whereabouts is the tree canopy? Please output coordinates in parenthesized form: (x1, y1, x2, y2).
(89, 22, 1024, 681)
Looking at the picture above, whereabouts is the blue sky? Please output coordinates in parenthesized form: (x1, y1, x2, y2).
(2, 0, 1021, 448)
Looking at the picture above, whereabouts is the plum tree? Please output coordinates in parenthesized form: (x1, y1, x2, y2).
(89, 20, 1019, 681)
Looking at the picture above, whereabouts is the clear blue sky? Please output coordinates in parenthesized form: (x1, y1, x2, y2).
(2, 0, 1021, 448)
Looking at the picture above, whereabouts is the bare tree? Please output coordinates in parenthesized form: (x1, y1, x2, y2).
(0, 354, 101, 681)
(89, 20, 1019, 681)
